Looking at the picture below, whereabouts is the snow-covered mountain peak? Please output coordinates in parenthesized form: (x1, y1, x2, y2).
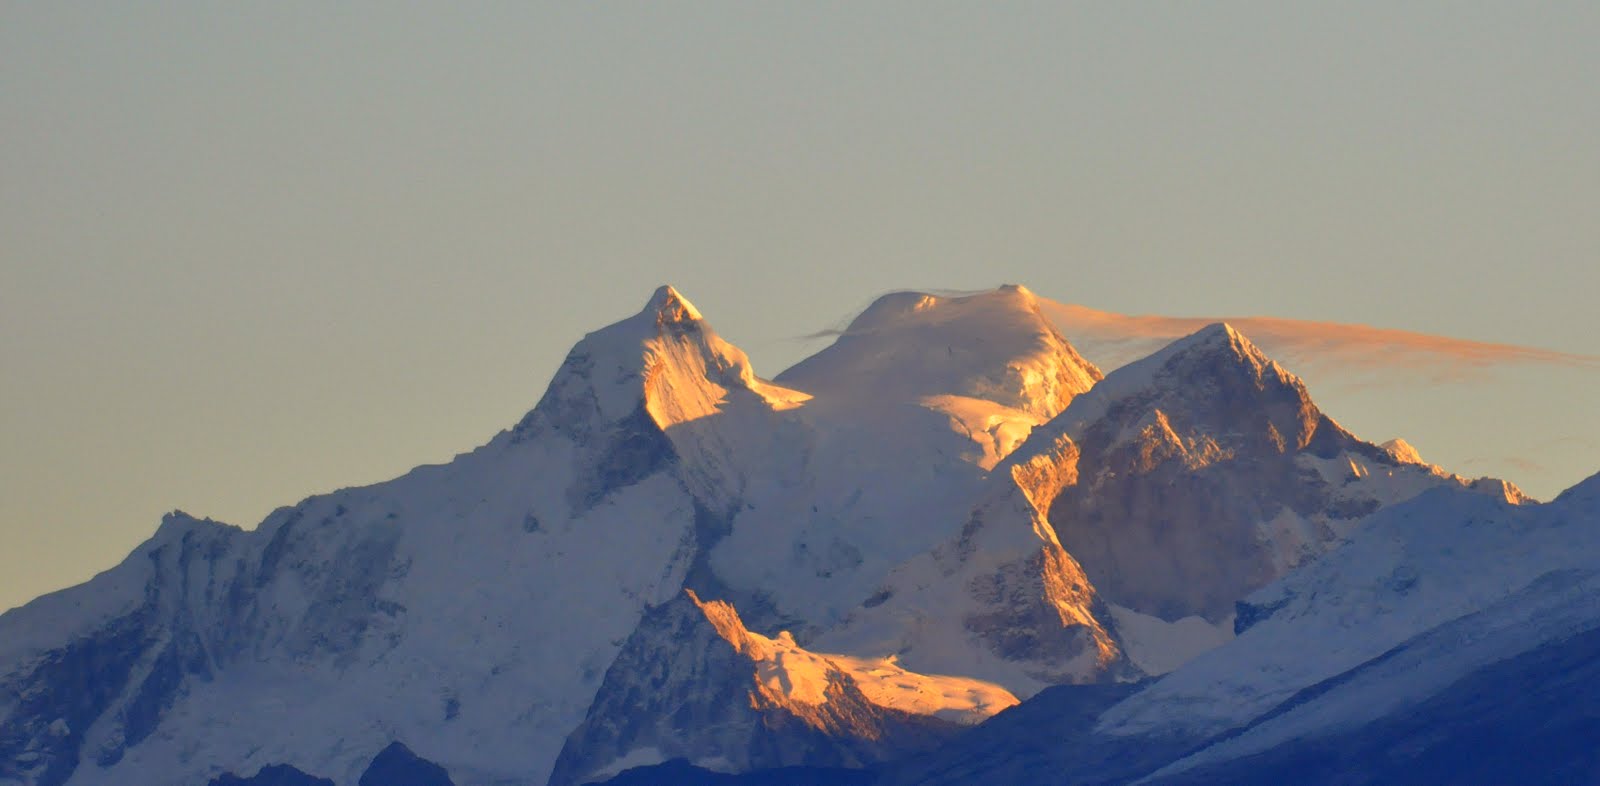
(1020, 322, 1326, 464)
(1381, 438, 1427, 466)
(777, 286, 1101, 419)
(644, 284, 703, 324)
(501, 284, 810, 516)
(516, 286, 805, 441)
(1128, 321, 1283, 385)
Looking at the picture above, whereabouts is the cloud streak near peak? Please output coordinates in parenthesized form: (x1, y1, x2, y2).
(1034, 301, 1600, 383)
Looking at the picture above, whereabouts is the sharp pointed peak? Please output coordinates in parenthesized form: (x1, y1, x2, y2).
(1183, 321, 1251, 348)
(643, 284, 703, 323)
(1026, 315, 1313, 450)
(1148, 321, 1281, 373)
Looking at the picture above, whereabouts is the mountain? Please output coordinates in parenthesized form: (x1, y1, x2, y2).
(0, 286, 780, 785)
(0, 284, 1556, 786)
(809, 322, 1493, 693)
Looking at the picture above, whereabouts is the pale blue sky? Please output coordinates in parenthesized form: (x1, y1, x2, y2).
(3, 2, 1597, 611)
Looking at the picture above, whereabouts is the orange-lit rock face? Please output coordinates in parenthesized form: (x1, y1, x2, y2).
(996, 323, 1491, 627)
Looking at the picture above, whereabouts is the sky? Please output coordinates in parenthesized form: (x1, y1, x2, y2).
(3, 2, 1597, 612)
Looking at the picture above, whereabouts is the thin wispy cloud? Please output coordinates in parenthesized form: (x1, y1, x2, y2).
(1035, 301, 1600, 383)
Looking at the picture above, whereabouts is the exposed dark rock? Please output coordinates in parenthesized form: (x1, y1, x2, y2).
(208, 763, 335, 786)
(358, 741, 454, 786)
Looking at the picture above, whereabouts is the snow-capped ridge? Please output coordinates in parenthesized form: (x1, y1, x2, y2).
(537, 285, 806, 509)
(645, 284, 703, 324)
(1145, 321, 1278, 375)
(516, 285, 805, 443)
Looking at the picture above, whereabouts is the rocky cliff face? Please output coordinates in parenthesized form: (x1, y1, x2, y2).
(1033, 323, 1370, 622)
